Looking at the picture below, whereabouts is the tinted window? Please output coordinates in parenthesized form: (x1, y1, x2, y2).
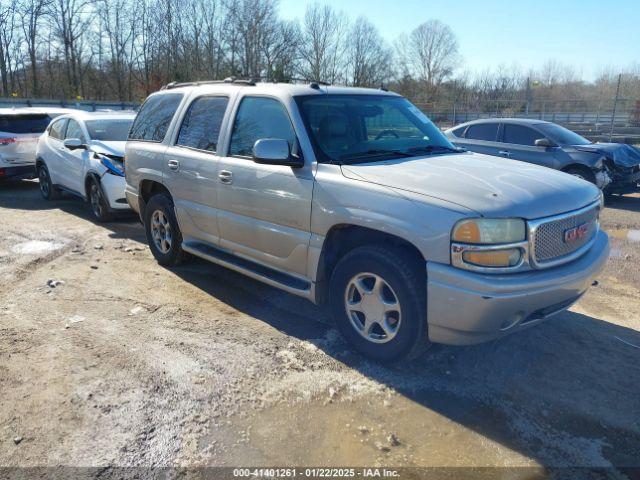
(128, 93, 183, 142)
(86, 119, 134, 141)
(537, 123, 591, 146)
(0, 114, 54, 134)
(451, 126, 466, 137)
(49, 118, 68, 140)
(229, 97, 296, 157)
(465, 123, 498, 141)
(177, 96, 229, 152)
(503, 124, 544, 146)
(65, 119, 85, 141)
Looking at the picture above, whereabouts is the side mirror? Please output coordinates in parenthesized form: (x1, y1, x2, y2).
(63, 138, 85, 150)
(535, 138, 556, 148)
(253, 138, 303, 167)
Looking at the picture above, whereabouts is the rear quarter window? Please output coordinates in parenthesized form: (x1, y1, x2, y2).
(450, 126, 467, 138)
(128, 93, 183, 142)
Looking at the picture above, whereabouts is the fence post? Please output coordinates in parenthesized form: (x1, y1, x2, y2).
(609, 73, 622, 142)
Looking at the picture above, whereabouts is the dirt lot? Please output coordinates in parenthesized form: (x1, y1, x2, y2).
(0, 180, 639, 477)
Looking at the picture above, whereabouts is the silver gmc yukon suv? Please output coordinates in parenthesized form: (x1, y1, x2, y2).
(124, 80, 609, 362)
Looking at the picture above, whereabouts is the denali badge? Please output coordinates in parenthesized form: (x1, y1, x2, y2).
(564, 223, 589, 244)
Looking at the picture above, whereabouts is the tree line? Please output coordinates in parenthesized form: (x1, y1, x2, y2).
(0, 0, 638, 115)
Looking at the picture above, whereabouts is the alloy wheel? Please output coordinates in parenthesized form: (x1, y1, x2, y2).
(150, 209, 173, 254)
(344, 272, 402, 344)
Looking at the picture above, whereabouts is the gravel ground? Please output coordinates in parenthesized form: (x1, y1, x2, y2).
(0, 180, 639, 477)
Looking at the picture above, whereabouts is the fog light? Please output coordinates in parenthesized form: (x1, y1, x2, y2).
(462, 248, 522, 268)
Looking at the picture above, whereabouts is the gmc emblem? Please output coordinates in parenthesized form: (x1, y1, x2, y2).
(564, 223, 589, 244)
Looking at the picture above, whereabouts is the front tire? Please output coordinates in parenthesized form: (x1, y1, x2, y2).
(330, 245, 428, 362)
(89, 178, 113, 222)
(38, 163, 60, 200)
(144, 193, 187, 266)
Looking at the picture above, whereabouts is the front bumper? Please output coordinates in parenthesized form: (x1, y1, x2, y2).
(0, 164, 36, 180)
(426, 230, 609, 345)
(603, 165, 640, 194)
(100, 173, 130, 211)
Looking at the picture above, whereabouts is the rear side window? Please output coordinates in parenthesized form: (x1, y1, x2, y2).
(0, 114, 53, 134)
(176, 96, 229, 152)
(229, 97, 296, 157)
(128, 93, 183, 142)
(503, 124, 543, 146)
(49, 118, 68, 140)
(465, 123, 498, 141)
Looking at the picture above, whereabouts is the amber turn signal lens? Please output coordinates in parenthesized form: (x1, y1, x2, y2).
(452, 220, 481, 243)
(462, 249, 521, 268)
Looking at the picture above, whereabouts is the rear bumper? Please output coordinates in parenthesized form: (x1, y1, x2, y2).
(0, 164, 36, 180)
(426, 230, 609, 345)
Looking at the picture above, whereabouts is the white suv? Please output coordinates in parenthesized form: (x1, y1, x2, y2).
(0, 107, 76, 180)
(36, 111, 136, 221)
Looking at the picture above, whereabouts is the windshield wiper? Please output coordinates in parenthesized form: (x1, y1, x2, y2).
(340, 149, 415, 161)
(406, 145, 465, 155)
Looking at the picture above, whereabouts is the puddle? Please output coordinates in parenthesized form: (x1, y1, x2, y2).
(12, 240, 65, 255)
(607, 229, 640, 243)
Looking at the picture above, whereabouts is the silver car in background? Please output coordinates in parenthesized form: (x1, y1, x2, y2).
(445, 118, 640, 194)
(0, 107, 76, 180)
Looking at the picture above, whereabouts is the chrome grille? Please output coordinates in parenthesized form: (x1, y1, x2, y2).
(531, 203, 599, 266)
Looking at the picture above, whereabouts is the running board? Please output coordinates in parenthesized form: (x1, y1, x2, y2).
(182, 241, 312, 295)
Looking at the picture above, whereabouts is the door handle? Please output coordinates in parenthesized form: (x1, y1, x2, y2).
(218, 170, 233, 184)
(167, 159, 180, 171)
(498, 150, 511, 157)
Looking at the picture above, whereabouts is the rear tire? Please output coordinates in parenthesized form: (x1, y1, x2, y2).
(144, 193, 187, 266)
(329, 245, 428, 363)
(89, 178, 113, 222)
(37, 163, 60, 200)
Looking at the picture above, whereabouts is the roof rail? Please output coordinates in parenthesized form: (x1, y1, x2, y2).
(161, 77, 256, 90)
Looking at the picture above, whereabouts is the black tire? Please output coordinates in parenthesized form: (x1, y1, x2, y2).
(565, 166, 596, 185)
(329, 245, 428, 363)
(144, 193, 187, 266)
(89, 178, 113, 222)
(37, 163, 60, 200)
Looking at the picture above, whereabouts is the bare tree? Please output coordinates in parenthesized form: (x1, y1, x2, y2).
(298, 3, 348, 83)
(0, 0, 18, 96)
(19, 0, 50, 97)
(345, 16, 391, 87)
(399, 19, 459, 92)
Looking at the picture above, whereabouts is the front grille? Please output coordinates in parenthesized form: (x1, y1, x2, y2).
(532, 203, 599, 265)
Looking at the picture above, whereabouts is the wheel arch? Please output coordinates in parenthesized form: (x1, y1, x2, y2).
(561, 163, 596, 183)
(138, 179, 171, 218)
(314, 224, 426, 305)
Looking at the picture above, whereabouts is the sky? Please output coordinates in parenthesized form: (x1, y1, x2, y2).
(277, 0, 639, 80)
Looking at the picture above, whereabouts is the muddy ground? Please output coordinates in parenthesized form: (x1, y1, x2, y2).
(0, 180, 639, 478)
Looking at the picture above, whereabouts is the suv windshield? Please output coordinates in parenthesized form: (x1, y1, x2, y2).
(537, 123, 592, 146)
(86, 119, 134, 141)
(295, 94, 459, 164)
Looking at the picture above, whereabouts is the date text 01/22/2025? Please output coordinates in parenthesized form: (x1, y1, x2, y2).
(232, 468, 401, 478)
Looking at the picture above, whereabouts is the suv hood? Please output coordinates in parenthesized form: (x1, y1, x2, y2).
(341, 152, 600, 220)
(571, 143, 640, 168)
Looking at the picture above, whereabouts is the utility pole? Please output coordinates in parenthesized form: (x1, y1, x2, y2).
(609, 73, 622, 142)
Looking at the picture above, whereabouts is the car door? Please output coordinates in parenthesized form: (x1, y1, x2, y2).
(216, 96, 313, 277)
(498, 123, 557, 168)
(457, 122, 502, 156)
(60, 118, 89, 194)
(163, 94, 232, 246)
(42, 117, 69, 185)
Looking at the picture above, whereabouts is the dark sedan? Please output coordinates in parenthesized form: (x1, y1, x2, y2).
(445, 118, 640, 194)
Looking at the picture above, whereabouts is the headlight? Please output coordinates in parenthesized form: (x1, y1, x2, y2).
(451, 218, 528, 271)
(452, 218, 526, 244)
(98, 154, 125, 177)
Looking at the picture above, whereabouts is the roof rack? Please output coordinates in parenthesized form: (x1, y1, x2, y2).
(162, 77, 256, 90)
(161, 77, 331, 90)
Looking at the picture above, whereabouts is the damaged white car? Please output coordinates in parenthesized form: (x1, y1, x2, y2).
(36, 111, 135, 221)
